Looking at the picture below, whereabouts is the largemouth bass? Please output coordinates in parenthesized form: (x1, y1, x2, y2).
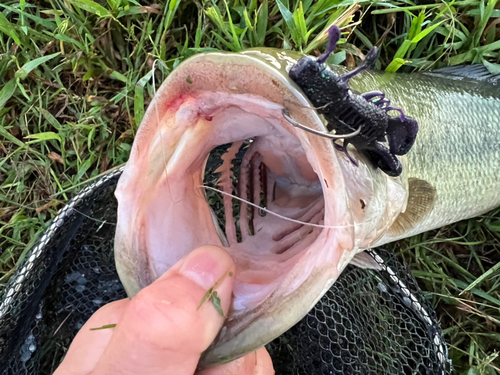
(113, 48, 500, 367)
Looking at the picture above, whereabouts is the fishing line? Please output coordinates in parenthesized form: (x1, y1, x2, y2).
(283, 98, 333, 111)
(72, 208, 115, 227)
(199, 185, 358, 230)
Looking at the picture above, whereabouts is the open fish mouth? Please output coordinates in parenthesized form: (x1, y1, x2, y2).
(114, 50, 407, 366)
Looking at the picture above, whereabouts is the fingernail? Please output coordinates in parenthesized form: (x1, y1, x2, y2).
(178, 246, 232, 289)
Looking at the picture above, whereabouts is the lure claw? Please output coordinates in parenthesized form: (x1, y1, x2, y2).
(361, 91, 385, 101)
(334, 141, 358, 166)
(385, 107, 406, 121)
(340, 47, 378, 83)
(317, 25, 341, 64)
(282, 109, 361, 140)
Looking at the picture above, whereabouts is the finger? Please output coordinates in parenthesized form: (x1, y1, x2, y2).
(197, 348, 275, 375)
(53, 299, 128, 375)
(92, 245, 235, 375)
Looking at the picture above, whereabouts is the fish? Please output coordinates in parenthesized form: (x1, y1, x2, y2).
(113, 47, 500, 368)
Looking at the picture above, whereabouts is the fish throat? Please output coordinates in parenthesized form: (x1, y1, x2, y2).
(203, 135, 325, 307)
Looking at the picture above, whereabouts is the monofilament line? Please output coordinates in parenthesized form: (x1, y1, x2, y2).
(200, 185, 355, 229)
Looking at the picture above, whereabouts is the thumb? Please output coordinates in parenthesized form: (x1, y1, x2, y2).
(92, 245, 235, 375)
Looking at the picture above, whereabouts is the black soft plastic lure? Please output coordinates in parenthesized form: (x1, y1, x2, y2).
(285, 26, 418, 177)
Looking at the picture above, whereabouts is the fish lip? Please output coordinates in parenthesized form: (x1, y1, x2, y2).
(114, 50, 356, 367)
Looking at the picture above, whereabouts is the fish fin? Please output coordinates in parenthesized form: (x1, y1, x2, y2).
(427, 64, 500, 84)
(350, 251, 383, 270)
(388, 178, 437, 237)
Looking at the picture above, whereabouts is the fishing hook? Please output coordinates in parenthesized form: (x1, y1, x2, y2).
(281, 108, 361, 140)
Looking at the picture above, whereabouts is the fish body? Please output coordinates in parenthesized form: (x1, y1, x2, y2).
(252, 48, 500, 244)
(113, 48, 500, 367)
(351, 62, 500, 244)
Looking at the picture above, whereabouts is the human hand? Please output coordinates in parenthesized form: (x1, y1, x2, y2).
(54, 245, 274, 375)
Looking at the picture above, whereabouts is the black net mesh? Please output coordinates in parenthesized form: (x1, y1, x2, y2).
(266, 251, 449, 375)
(0, 169, 125, 375)
(0, 167, 451, 375)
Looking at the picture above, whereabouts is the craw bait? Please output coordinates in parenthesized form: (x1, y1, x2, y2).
(285, 26, 418, 177)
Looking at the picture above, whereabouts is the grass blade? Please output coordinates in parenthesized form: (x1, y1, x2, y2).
(0, 12, 21, 45)
(275, 0, 296, 35)
(24, 132, 62, 144)
(411, 21, 445, 44)
(15, 53, 61, 80)
(0, 79, 17, 109)
(66, 0, 112, 17)
(222, 0, 242, 51)
(134, 70, 154, 127)
(256, 0, 268, 46)
(460, 262, 500, 296)
(386, 57, 409, 72)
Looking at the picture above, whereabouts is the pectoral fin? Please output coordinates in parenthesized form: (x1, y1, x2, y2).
(350, 251, 383, 270)
(388, 178, 437, 237)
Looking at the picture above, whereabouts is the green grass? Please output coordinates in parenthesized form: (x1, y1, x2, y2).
(0, 0, 499, 373)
